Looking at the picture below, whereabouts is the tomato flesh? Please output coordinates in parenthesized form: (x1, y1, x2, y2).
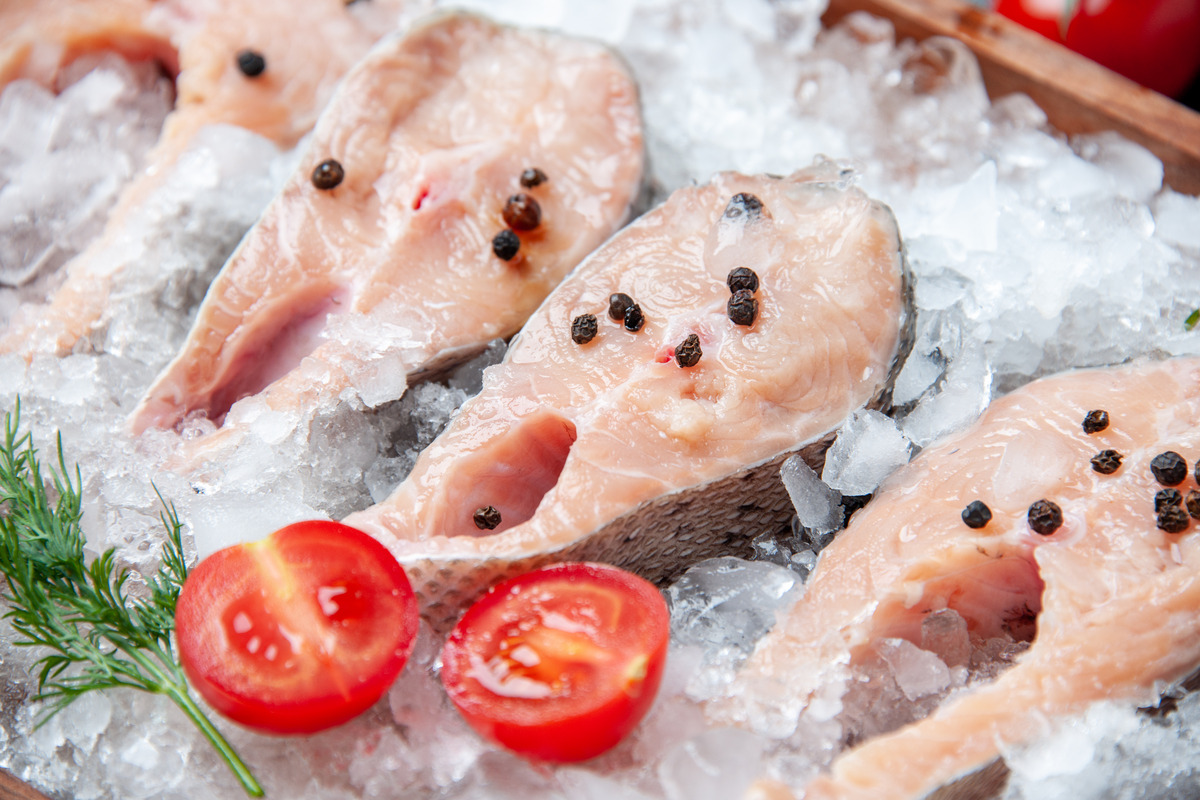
(175, 520, 418, 734)
(440, 562, 670, 762)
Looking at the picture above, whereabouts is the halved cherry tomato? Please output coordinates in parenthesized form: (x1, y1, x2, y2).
(440, 562, 670, 763)
(175, 520, 418, 734)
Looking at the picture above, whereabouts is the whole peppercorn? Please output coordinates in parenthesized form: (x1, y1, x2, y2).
(723, 192, 764, 221)
(1090, 449, 1123, 474)
(1027, 499, 1063, 535)
(1082, 410, 1109, 434)
(571, 314, 598, 345)
(728, 289, 758, 326)
(1158, 505, 1190, 534)
(492, 230, 520, 261)
(675, 334, 702, 368)
(503, 193, 542, 231)
(473, 506, 502, 530)
(608, 292, 634, 321)
(236, 49, 266, 78)
(1151, 451, 1188, 486)
(623, 303, 644, 332)
(1186, 490, 1200, 520)
(726, 267, 760, 293)
(519, 167, 548, 188)
(961, 500, 992, 529)
(1156, 488, 1183, 512)
(311, 159, 345, 190)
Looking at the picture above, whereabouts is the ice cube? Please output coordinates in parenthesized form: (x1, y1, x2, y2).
(659, 728, 767, 800)
(779, 455, 843, 534)
(920, 608, 970, 668)
(1154, 189, 1200, 249)
(876, 638, 951, 701)
(822, 409, 912, 495)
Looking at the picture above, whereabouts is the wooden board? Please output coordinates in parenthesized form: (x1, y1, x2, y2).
(822, 0, 1200, 195)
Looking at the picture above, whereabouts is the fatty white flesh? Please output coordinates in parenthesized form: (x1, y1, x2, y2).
(727, 357, 1200, 800)
(0, 0, 405, 353)
(343, 167, 912, 629)
(128, 12, 646, 447)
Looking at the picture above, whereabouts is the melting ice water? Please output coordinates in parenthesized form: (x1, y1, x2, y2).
(2, 0, 1200, 798)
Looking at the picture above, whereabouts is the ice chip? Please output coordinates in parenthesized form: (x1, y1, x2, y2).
(780, 455, 843, 534)
(822, 408, 912, 495)
(920, 608, 971, 667)
(659, 728, 766, 800)
(875, 638, 951, 701)
(1154, 189, 1200, 249)
(1073, 130, 1162, 203)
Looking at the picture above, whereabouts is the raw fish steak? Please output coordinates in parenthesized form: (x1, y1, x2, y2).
(723, 357, 1200, 800)
(0, 0, 404, 345)
(129, 11, 645, 457)
(343, 167, 913, 631)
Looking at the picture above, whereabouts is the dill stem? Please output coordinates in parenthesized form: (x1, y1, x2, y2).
(123, 647, 264, 797)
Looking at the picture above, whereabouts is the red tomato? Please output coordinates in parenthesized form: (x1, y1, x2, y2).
(175, 520, 418, 734)
(996, 0, 1200, 97)
(440, 562, 670, 763)
(1064, 0, 1200, 98)
(995, 0, 1067, 42)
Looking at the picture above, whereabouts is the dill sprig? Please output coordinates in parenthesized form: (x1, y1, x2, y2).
(0, 400, 263, 797)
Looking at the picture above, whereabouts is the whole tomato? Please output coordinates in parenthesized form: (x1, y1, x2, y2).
(995, 0, 1200, 98)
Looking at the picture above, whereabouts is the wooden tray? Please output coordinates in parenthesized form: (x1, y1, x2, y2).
(822, 0, 1200, 195)
(3, 2, 1198, 799)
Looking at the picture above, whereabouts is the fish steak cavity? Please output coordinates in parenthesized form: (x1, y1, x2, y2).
(129, 11, 646, 452)
(724, 357, 1200, 800)
(344, 166, 913, 630)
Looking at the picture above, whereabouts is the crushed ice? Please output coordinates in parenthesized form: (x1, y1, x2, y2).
(2, 0, 1200, 798)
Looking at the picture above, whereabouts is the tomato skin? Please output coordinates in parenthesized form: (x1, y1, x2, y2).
(440, 562, 670, 763)
(175, 520, 418, 735)
(995, 0, 1066, 42)
(1065, 0, 1200, 98)
(995, 0, 1200, 98)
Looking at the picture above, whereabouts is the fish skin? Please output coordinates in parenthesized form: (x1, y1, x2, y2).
(0, 0, 406, 350)
(128, 11, 646, 457)
(342, 167, 913, 632)
(724, 357, 1200, 800)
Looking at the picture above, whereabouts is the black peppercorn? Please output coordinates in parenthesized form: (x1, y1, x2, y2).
(1151, 451, 1188, 486)
(1156, 488, 1183, 512)
(728, 289, 758, 326)
(236, 49, 266, 78)
(727, 267, 760, 293)
(519, 167, 547, 188)
(1028, 499, 1063, 535)
(492, 230, 520, 261)
(961, 500, 992, 529)
(311, 159, 344, 190)
(723, 192, 764, 221)
(1186, 490, 1200, 520)
(623, 303, 644, 332)
(473, 506, 502, 530)
(1082, 410, 1109, 434)
(1158, 505, 1190, 534)
(1091, 449, 1123, 475)
(571, 314, 598, 344)
(503, 193, 542, 231)
(675, 334, 702, 368)
(608, 293, 634, 321)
